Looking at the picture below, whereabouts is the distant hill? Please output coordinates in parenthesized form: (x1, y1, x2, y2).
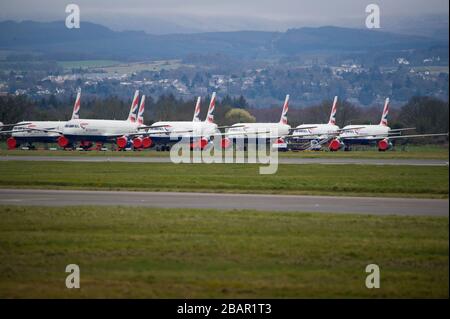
(0, 20, 447, 61)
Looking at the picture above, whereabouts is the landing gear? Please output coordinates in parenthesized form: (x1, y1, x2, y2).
(79, 141, 93, 151)
(25, 143, 36, 150)
(156, 145, 170, 152)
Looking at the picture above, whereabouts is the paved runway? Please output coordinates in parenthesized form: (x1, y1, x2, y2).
(0, 155, 448, 166)
(0, 189, 447, 216)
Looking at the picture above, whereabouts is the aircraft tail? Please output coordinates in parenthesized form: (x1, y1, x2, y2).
(71, 88, 81, 120)
(328, 96, 338, 125)
(279, 94, 289, 124)
(379, 98, 390, 126)
(205, 92, 216, 123)
(193, 96, 201, 122)
(127, 90, 140, 122)
(137, 95, 145, 125)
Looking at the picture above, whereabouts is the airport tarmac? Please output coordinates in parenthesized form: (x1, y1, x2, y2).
(0, 189, 447, 216)
(0, 155, 448, 166)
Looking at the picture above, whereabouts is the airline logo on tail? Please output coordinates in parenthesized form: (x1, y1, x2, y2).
(137, 95, 145, 125)
(279, 95, 289, 125)
(379, 98, 390, 126)
(193, 97, 201, 122)
(328, 96, 338, 125)
(128, 90, 140, 122)
(205, 92, 216, 123)
(71, 89, 81, 120)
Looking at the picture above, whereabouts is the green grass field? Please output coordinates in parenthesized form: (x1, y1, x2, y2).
(55, 59, 187, 73)
(0, 144, 448, 160)
(0, 161, 448, 198)
(0, 206, 447, 298)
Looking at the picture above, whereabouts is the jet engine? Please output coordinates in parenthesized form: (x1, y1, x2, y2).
(6, 137, 18, 149)
(220, 137, 232, 149)
(57, 136, 70, 148)
(132, 137, 143, 149)
(142, 137, 153, 148)
(328, 139, 344, 151)
(377, 138, 392, 152)
(116, 136, 130, 149)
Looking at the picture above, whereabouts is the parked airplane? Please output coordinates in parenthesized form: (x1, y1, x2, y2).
(328, 98, 447, 151)
(146, 93, 220, 151)
(0, 89, 82, 149)
(56, 90, 151, 149)
(220, 95, 291, 150)
(289, 96, 340, 150)
(126, 95, 152, 149)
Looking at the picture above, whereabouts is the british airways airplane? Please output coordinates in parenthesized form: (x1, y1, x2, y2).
(145, 93, 220, 151)
(220, 95, 291, 150)
(330, 98, 448, 151)
(56, 90, 152, 149)
(1, 89, 82, 149)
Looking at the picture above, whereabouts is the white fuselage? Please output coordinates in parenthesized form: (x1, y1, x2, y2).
(226, 123, 291, 138)
(293, 123, 340, 139)
(62, 119, 141, 138)
(12, 121, 66, 138)
(148, 121, 219, 138)
(339, 124, 390, 140)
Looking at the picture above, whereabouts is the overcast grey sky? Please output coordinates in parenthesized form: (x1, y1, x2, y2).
(0, 0, 448, 33)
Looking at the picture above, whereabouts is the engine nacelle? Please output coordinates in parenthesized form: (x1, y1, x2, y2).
(272, 138, 288, 151)
(57, 136, 70, 148)
(142, 137, 153, 148)
(199, 137, 209, 150)
(191, 137, 210, 150)
(328, 139, 344, 151)
(220, 137, 232, 149)
(6, 137, 18, 149)
(116, 136, 130, 149)
(133, 137, 143, 149)
(378, 138, 392, 152)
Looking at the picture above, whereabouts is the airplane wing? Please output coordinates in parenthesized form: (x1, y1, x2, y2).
(286, 132, 338, 138)
(388, 127, 416, 132)
(0, 122, 31, 129)
(216, 125, 245, 130)
(337, 126, 366, 132)
(384, 133, 448, 140)
(137, 124, 170, 130)
(0, 127, 63, 134)
(23, 128, 63, 134)
(288, 126, 317, 133)
(0, 130, 16, 134)
(343, 132, 434, 139)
